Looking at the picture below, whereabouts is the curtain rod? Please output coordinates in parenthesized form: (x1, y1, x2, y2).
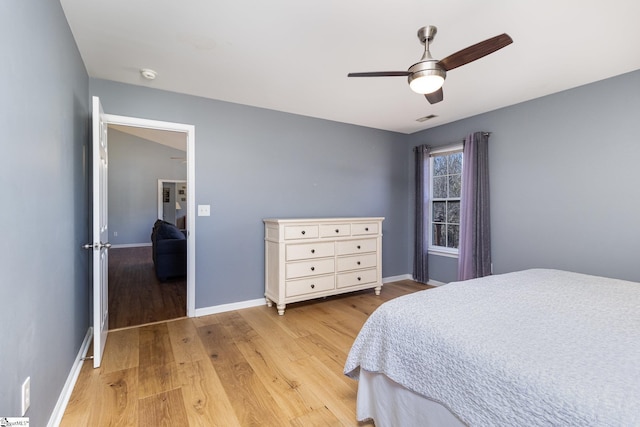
(413, 132, 491, 151)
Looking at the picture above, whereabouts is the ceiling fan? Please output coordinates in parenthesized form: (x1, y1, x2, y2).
(170, 156, 187, 164)
(348, 26, 513, 104)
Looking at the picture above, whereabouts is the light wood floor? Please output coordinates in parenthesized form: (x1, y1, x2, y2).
(61, 280, 429, 426)
(109, 246, 186, 330)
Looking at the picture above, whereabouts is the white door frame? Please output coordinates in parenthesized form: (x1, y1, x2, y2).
(105, 113, 196, 317)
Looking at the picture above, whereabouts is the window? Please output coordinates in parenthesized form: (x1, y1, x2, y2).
(430, 148, 463, 254)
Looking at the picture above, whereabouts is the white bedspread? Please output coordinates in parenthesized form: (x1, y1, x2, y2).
(344, 269, 640, 426)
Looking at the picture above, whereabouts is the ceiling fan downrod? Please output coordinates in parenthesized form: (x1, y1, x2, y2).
(417, 25, 437, 61)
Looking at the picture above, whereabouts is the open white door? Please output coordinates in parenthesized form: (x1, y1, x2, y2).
(90, 96, 110, 368)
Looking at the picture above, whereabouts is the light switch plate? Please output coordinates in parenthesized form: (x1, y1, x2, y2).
(198, 205, 211, 216)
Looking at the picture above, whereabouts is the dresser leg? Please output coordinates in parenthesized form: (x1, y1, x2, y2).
(265, 298, 273, 307)
(374, 286, 382, 296)
(277, 303, 286, 316)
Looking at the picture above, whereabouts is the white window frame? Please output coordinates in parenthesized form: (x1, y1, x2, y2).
(428, 143, 463, 258)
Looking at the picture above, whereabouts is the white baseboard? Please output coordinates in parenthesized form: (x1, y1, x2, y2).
(383, 273, 447, 287)
(382, 274, 413, 283)
(47, 327, 93, 427)
(111, 243, 152, 249)
(195, 298, 266, 317)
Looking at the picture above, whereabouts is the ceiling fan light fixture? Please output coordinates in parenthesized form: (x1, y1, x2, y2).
(408, 68, 445, 94)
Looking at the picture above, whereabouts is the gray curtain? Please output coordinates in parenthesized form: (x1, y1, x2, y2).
(413, 144, 430, 283)
(458, 132, 492, 281)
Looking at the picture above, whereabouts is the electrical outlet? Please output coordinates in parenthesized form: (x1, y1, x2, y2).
(21, 376, 30, 416)
(113, 231, 118, 237)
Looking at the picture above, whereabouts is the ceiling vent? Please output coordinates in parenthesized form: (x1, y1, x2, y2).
(416, 114, 437, 122)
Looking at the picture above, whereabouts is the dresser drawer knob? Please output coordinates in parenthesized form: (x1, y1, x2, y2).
(357, 276, 362, 281)
(335, 229, 339, 233)
(311, 249, 315, 254)
(310, 284, 315, 289)
(301, 230, 306, 235)
(357, 261, 361, 265)
(311, 266, 315, 271)
(357, 245, 361, 249)
(365, 227, 369, 231)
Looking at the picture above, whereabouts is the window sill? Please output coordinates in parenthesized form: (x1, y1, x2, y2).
(428, 249, 459, 259)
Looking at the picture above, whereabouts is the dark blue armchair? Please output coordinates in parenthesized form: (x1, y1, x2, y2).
(151, 220, 187, 281)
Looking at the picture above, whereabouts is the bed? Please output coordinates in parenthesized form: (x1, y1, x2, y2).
(344, 269, 640, 426)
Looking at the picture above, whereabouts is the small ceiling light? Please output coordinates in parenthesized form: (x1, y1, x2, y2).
(140, 68, 158, 80)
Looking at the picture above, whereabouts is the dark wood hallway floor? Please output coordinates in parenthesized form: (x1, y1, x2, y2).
(108, 246, 186, 330)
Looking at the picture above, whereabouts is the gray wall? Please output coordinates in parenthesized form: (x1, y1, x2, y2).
(90, 79, 410, 307)
(407, 69, 640, 283)
(0, 0, 89, 424)
(108, 129, 187, 245)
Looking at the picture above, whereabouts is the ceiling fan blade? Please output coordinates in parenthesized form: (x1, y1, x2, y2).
(438, 33, 513, 72)
(425, 88, 443, 104)
(348, 71, 411, 77)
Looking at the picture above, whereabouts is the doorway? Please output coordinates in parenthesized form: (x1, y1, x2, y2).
(103, 114, 196, 328)
(158, 179, 187, 227)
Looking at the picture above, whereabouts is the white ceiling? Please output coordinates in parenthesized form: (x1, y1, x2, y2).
(60, 0, 640, 134)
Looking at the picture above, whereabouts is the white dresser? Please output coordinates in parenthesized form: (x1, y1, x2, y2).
(264, 217, 384, 315)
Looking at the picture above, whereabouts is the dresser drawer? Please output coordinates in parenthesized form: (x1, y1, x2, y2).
(337, 253, 377, 272)
(286, 242, 334, 261)
(286, 258, 335, 279)
(284, 224, 319, 240)
(286, 275, 335, 298)
(352, 222, 379, 235)
(319, 223, 351, 238)
(336, 238, 377, 255)
(337, 268, 378, 289)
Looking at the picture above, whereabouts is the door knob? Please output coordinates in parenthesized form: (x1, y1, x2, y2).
(82, 242, 112, 250)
